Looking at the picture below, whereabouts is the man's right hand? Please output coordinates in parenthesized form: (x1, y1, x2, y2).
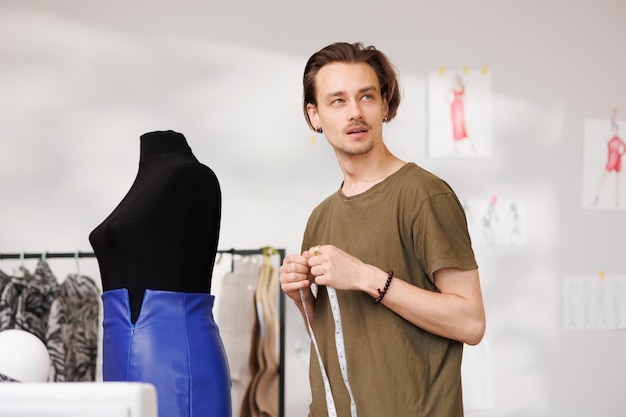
(278, 251, 314, 303)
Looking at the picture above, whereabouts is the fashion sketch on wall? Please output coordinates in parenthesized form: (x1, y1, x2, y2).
(427, 67, 493, 158)
(564, 273, 626, 330)
(583, 108, 626, 210)
(462, 196, 526, 248)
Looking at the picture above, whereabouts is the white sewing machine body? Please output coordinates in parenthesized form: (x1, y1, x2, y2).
(0, 382, 158, 417)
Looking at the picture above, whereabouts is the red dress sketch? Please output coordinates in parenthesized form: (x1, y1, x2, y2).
(448, 73, 475, 154)
(451, 86, 468, 141)
(605, 135, 626, 172)
(592, 112, 626, 207)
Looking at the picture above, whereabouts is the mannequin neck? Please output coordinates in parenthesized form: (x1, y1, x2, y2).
(139, 130, 191, 162)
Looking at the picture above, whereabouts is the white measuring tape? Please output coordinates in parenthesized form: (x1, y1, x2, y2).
(300, 286, 358, 417)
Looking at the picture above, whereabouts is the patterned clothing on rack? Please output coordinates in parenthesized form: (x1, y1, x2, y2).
(0, 270, 10, 293)
(0, 260, 59, 341)
(46, 273, 101, 382)
(0, 261, 100, 382)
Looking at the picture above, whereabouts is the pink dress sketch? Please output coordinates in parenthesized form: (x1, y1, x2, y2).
(592, 109, 626, 207)
(449, 74, 475, 153)
(451, 87, 467, 140)
(605, 135, 626, 173)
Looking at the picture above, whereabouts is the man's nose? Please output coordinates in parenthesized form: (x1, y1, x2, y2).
(347, 100, 364, 121)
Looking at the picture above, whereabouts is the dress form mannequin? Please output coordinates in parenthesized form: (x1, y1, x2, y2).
(89, 130, 231, 417)
(89, 130, 221, 322)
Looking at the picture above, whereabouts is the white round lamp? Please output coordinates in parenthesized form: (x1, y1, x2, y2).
(0, 329, 50, 382)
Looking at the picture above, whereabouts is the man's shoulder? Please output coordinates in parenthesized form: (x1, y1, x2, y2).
(394, 163, 455, 194)
(309, 191, 339, 216)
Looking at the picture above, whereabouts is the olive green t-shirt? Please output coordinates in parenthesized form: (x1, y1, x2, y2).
(302, 162, 477, 417)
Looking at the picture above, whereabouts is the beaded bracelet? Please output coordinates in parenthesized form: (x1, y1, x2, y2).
(373, 270, 394, 304)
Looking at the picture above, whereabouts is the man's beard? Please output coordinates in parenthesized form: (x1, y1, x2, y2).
(341, 121, 374, 156)
(342, 140, 374, 156)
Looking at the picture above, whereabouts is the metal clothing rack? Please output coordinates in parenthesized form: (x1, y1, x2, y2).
(0, 251, 96, 260)
(0, 247, 287, 417)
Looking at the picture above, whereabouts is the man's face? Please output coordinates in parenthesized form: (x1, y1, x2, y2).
(307, 62, 388, 157)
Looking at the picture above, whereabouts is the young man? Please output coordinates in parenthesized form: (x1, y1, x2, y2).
(279, 42, 486, 417)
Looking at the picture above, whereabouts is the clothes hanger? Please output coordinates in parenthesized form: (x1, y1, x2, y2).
(16, 252, 27, 278)
(39, 250, 51, 272)
(74, 251, 81, 276)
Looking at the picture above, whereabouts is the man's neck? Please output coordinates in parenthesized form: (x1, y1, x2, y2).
(338, 148, 405, 197)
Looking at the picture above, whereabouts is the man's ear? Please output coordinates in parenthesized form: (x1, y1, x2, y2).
(307, 103, 319, 128)
(382, 94, 389, 120)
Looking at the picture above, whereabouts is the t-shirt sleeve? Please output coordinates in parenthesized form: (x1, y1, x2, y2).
(413, 193, 478, 281)
(301, 229, 312, 254)
(301, 213, 317, 254)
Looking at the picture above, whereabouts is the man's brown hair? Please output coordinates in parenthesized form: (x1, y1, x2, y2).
(302, 42, 402, 131)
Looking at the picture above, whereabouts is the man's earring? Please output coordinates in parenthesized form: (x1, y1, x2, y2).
(382, 117, 388, 123)
(315, 127, 323, 133)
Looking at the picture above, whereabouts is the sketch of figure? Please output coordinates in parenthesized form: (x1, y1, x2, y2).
(482, 195, 498, 246)
(449, 73, 475, 153)
(427, 68, 492, 158)
(508, 201, 522, 246)
(592, 109, 626, 207)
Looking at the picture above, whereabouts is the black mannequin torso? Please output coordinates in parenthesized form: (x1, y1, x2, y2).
(89, 130, 221, 323)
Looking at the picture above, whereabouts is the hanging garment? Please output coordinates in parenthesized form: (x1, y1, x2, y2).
(46, 273, 101, 382)
(0, 260, 59, 341)
(242, 251, 280, 417)
(0, 269, 10, 293)
(102, 288, 231, 417)
(0, 260, 100, 382)
(217, 257, 261, 417)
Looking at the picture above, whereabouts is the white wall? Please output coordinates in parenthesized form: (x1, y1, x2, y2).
(1, 1, 625, 416)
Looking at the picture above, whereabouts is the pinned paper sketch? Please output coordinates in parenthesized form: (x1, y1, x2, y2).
(427, 67, 493, 157)
(463, 196, 526, 247)
(582, 108, 626, 210)
(564, 274, 626, 330)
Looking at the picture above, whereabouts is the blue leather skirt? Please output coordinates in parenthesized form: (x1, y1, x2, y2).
(102, 289, 231, 417)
